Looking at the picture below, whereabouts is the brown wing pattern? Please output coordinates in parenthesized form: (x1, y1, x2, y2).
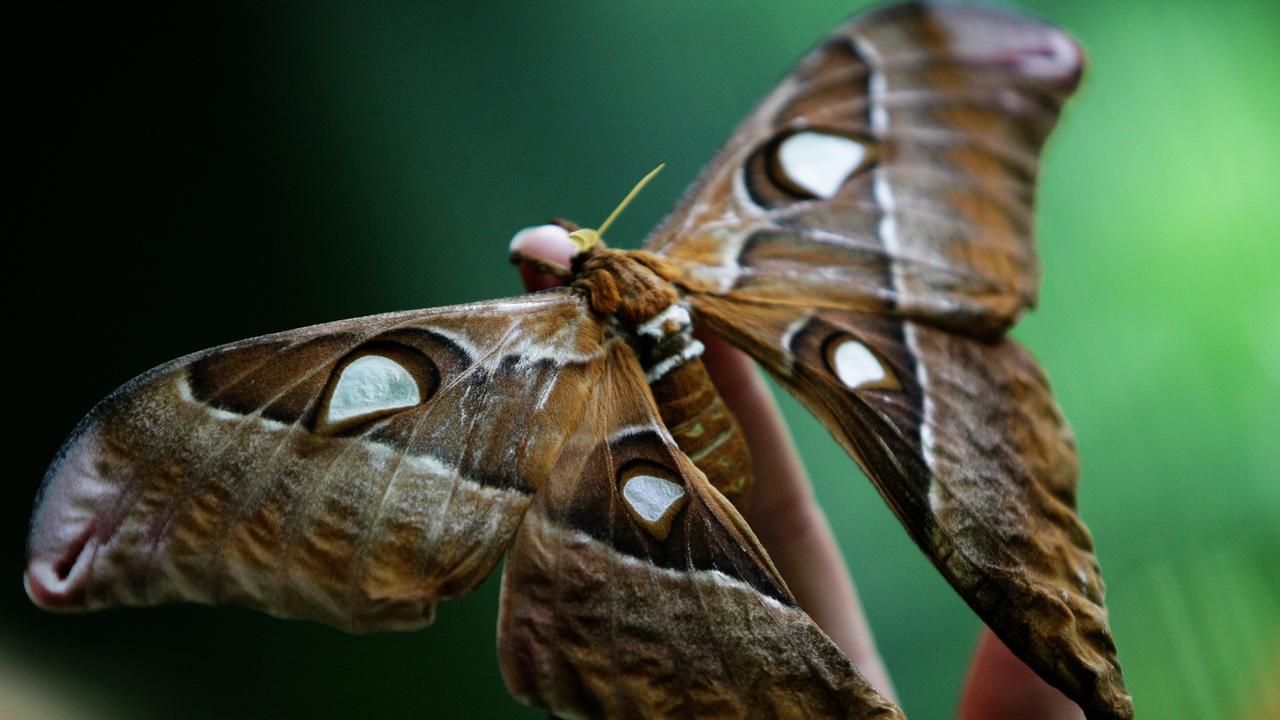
(498, 340, 903, 720)
(645, 1, 1082, 338)
(26, 3, 1126, 718)
(694, 296, 1131, 720)
(639, 3, 1129, 716)
(26, 290, 606, 632)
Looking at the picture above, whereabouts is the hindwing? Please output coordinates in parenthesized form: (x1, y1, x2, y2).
(498, 340, 903, 720)
(694, 296, 1129, 719)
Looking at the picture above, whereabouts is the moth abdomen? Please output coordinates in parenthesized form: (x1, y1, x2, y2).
(627, 298, 754, 510)
(649, 357, 753, 510)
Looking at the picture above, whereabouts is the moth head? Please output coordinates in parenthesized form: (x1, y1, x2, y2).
(509, 164, 666, 289)
(566, 227, 603, 253)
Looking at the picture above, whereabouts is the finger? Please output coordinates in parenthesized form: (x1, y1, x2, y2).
(699, 332, 897, 702)
(958, 628, 1083, 720)
(510, 224, 573, 291)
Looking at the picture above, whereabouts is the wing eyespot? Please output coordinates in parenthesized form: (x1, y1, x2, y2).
(313, 342, 440, 435)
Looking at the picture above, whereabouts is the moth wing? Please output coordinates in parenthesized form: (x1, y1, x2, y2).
(498, 340, 903, 720)
(645, 2, 1082, 337)
(26, 289, 607, 633)
(641, 3, 1130, 716)
(695, 296, 1132, 720)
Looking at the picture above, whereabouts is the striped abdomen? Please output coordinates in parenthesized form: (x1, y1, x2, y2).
(571, 249, 754, 508)
(650, 357, 754, 510)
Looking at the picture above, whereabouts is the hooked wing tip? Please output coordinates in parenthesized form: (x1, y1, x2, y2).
(24, 542, 94, 612)
(25, 425, 118, 613)
(25, 500, 103, 611)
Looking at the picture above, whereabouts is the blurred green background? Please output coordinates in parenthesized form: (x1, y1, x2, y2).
(11, 1, 1278, 718)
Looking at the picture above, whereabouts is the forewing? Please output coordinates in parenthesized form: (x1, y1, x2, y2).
(26, 289, 607, 633)
(497, 341, 903, 720)
(695, 295, 1132, 720)
(645, 2, 1082, 337)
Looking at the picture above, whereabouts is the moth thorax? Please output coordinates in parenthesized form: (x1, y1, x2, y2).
(573, 249, 679, 326)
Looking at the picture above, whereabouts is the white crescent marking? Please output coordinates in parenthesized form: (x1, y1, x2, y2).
(622, 475, 687, 524)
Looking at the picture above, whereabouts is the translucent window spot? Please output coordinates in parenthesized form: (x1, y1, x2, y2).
(325, 355, 421, 426)
(618, 465, 689, 541)
(826, 336, 895, 390)
(776, 131, 869, 199)
(623, 474, 686, 524)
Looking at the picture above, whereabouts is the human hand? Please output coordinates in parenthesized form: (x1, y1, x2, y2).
(512, 227, 1083, 719)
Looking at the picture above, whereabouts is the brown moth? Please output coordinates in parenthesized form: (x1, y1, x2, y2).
(25, 3, 1133, 719)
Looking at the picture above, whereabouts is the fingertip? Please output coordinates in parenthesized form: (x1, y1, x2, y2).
(517, 264, 565, 292)
(509, 224, 574, 264)
(511, 224, 575, 291)
(959, 629, 1083, 720)
(697, 332, 765, 402)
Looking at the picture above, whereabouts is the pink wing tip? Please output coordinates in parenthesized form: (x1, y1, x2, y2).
(25, 545, 94, 611)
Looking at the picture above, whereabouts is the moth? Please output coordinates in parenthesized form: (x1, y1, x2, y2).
(25, 2, 1133, 719)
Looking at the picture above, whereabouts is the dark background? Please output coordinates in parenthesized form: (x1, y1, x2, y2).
(11, 2, 1278, 718)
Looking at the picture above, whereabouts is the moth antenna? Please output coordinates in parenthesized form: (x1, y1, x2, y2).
(597, 163, 665, 237)
(567, 163, 667, 253)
